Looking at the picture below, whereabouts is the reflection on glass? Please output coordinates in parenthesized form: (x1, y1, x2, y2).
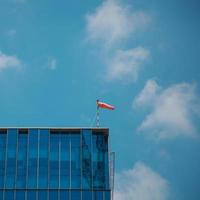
(50, 133, 59, 189)
(27, 129, 38, 188)
(5, 129, 17, 188)
(92, 133, 109, 189)
(60, 133, 70, 189)
(16, 190, 25, 200)
(82, 191, 92, 200)
(0, 130, 6, 188)
(82, 130, 92, 189)
(39, 129, 49, 188)
(16, 130, 28, 188)
(71, 133, 81, 188)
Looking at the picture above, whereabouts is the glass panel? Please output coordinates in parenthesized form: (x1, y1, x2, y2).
(60, 133, 70, 189)
(71, 133, 81, 188)
(5, 129, 17, 188)
(71, 191, 81, 200)
(5, 190, 14, 200)
(92, 133, 109, 189)
(27, 129, 39, 188)
(49, 190, 58, 200)
(38, 190, 48, 200)
(82, 130, 92, 189)
(0, 190, 3, 199)
(16, 130, 28, 188)
(27, 190, 37, 200)
(82, 191, 92, 200)
(0, 130, 7, 188)
(16, 190, 25, 200)
(38, 129, 49, 188)
(105, 191, 111, 200)
(49, 133, 59, 189)
(93, 191, 103, 200)
(60, 190, 69, 200)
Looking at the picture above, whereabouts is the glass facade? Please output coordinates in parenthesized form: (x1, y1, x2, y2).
(0, 128, 111, 200)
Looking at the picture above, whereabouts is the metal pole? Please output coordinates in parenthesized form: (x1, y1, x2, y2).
(96, 105, 100, 127)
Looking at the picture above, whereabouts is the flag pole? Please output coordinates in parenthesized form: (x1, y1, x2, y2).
(96, 100, 100, 127)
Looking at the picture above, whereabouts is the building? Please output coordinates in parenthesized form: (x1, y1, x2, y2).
(0, 128, 113, 200)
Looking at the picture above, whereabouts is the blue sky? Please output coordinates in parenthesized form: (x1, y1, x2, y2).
(0, 0, 200, 199)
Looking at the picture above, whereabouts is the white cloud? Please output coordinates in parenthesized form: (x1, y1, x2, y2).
(86, 0, 150, 47)
(0, 52, 22, 71)
(134, 79, 160, 106)
(106, 47, 150, 82)
(7, 29, 17, 37)
(47, 58, 57, 70)
(115, 162, 170, 200)
(133, 80, 200, 139)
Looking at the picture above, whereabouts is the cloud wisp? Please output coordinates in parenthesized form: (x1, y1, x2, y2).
(115, 162, 170, 200)
(106, 47, 150, 82)
(133, 80, 200, 139)
(86, 0, 150, 47)
(0, 52, 22, 71)
(86, 0, 151, 82)
(47, 58, 57, 70)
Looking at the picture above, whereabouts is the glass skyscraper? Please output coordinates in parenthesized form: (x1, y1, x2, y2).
(0, 128, 111, 200)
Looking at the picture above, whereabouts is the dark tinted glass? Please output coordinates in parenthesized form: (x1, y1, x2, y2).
(82, 191, 92, 200)
(16, 190, 25, 200)
(60, 190, 69, 200)
(82, 130, 92, 189)
(60, 133, 70, 189)
(92, 133, 109, 189)
(38, 129, 49, 188)
(49, 133, 59, 189)
(5, 129, 17, 188)
(94, 191, 103, 200)
(71, 134, 81, 188)
(49, 190, 58, 200)
(4, 190, 14, 200)
(38, 190, 48, 200)
(16, 130, 28, 188)
(71, 191, 81, 200)
(27, 129, 39, 188)
(27, 190, 37, 200)
(0, 130, 6, 188)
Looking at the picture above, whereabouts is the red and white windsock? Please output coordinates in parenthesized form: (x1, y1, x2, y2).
(97, 100, 115, 110)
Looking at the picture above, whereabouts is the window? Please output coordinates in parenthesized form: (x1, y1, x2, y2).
(5, 129, 17, 188)
(93, 191, 103, 200)
(60, 190, 69, 200)
(71, 191, 81, 200)
(27, 190, 37, 200)
(16, 190, 25, 200)
(27, 129, 39, 188)
(38, 129, 49, 188)
(60, 133, 70, 189)
(92, 133, 109, 189)
(0, 130, 6, 188)
(4, 190, 14, 200)
(71, 133, 81, 188)
(49, 133, 59, 189)
(16, 130, 28, 188)
(82, 130, 92, 189)
(38, 190, 48, 200)
(49, 190, 58, 200)
(82, 191, 92, 200)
